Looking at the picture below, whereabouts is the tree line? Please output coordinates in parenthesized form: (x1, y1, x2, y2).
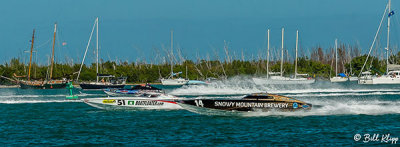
(1, 45, 399, 84)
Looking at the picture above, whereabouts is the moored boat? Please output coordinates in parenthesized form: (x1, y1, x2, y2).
(104, 84, 163, 96)
(18, 24, 67, 89)
(178, 93, 312, 115)
(83, 94, 182, 110)
(76, 18, 126, 90)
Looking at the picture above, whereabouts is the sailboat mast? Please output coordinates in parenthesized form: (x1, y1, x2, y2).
(28, 29, 35, 81)
(280, 28, 284, 77)
(266, 29, 270, 79)
(96, 17, 99, 83)
(335, 39, 338, 76)
(386, 0, 391, 74)
(49, 23, 57, 80)
(295, 30, 298, 79)
(170, 30, 174, 77)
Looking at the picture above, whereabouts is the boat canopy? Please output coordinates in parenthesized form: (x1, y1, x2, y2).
(244, 93, 274, 99)
(338, 73, 347, 77)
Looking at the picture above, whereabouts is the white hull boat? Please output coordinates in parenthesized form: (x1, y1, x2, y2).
(161, 78, 189, 86)
(359, 71, 400, 84)
(253, 76, 315, 85)
(83, 94, 183, 110)
(330, 77, 348, 82)
(348, 76, 358, 81)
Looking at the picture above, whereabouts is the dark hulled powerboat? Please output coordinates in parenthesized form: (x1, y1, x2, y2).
(104, 84, 163, 96)
(178, 93, 311, 115)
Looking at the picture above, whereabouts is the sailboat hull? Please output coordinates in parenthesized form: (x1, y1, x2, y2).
(253, 77, 315, 85)
(19, 81, 67, 89)
(161, 78, 189, 86)
(330, 77, 348, 82)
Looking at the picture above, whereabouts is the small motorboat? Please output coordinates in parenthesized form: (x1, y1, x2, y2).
(83, 93, 182, 110)
(104, 84, 163, 96)
(178, 93, 311, 115)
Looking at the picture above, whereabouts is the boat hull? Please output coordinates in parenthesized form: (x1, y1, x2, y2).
(161, 79, 189, 86)
(83, 97, 182, 110)
(330, 77, 348, 82)
(359, 75, 400, 84)
(19, 82, 67, 89)
(179, 99, 311, 113)
(253, 77, 315, 85)
(80, 83, 125, 90)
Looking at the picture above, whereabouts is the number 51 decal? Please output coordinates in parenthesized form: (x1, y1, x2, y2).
(117, 100, 125, 105)
(194, 100, 204, 107)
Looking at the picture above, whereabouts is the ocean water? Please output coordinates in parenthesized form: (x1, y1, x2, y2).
(1, 79, 399, 146)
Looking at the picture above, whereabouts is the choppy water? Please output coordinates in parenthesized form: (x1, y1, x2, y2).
(1, 78, 399, 146)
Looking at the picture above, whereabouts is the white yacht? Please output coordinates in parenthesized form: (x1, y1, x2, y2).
(358, 0, 400, 85)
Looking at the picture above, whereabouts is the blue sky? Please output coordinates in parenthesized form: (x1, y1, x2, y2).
(0, 0, 398, 64)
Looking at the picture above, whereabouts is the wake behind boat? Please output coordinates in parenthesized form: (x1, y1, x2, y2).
(83, 93, 182, 110)
(178, 93, 312, 115)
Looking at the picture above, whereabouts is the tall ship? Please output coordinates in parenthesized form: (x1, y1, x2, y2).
(18, 24, 67, 89)
(253, 28, 315, 85)
(76, 17, 126, 90)
(358, 0, 399, 84)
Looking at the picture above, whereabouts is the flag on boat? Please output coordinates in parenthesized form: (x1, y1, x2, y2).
(62, 42, 67, 46)
(389, 11, 395, 17)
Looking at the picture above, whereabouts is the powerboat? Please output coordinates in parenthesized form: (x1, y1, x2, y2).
(104, 84, 163, 96)
(83, 93, 183, 110)
(178, 93, 311, 115)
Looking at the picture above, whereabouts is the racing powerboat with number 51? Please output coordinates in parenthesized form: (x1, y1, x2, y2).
(83, 93, 183, 110)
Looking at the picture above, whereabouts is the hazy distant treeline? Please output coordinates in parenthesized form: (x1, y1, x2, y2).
(1, 45, 400, 84)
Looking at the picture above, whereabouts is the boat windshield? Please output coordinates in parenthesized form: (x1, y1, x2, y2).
(243, 95, 274, 99)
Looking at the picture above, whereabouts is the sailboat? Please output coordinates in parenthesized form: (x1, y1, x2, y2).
(358, 0, 400, 84)
(161, 30, 189, 86)
(330, 39, 348, 82)
(253, 28, 315, 85)
(348, 49, 358, 81)
(76, 17, 126, 89)
(19, 24, 67, 89)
